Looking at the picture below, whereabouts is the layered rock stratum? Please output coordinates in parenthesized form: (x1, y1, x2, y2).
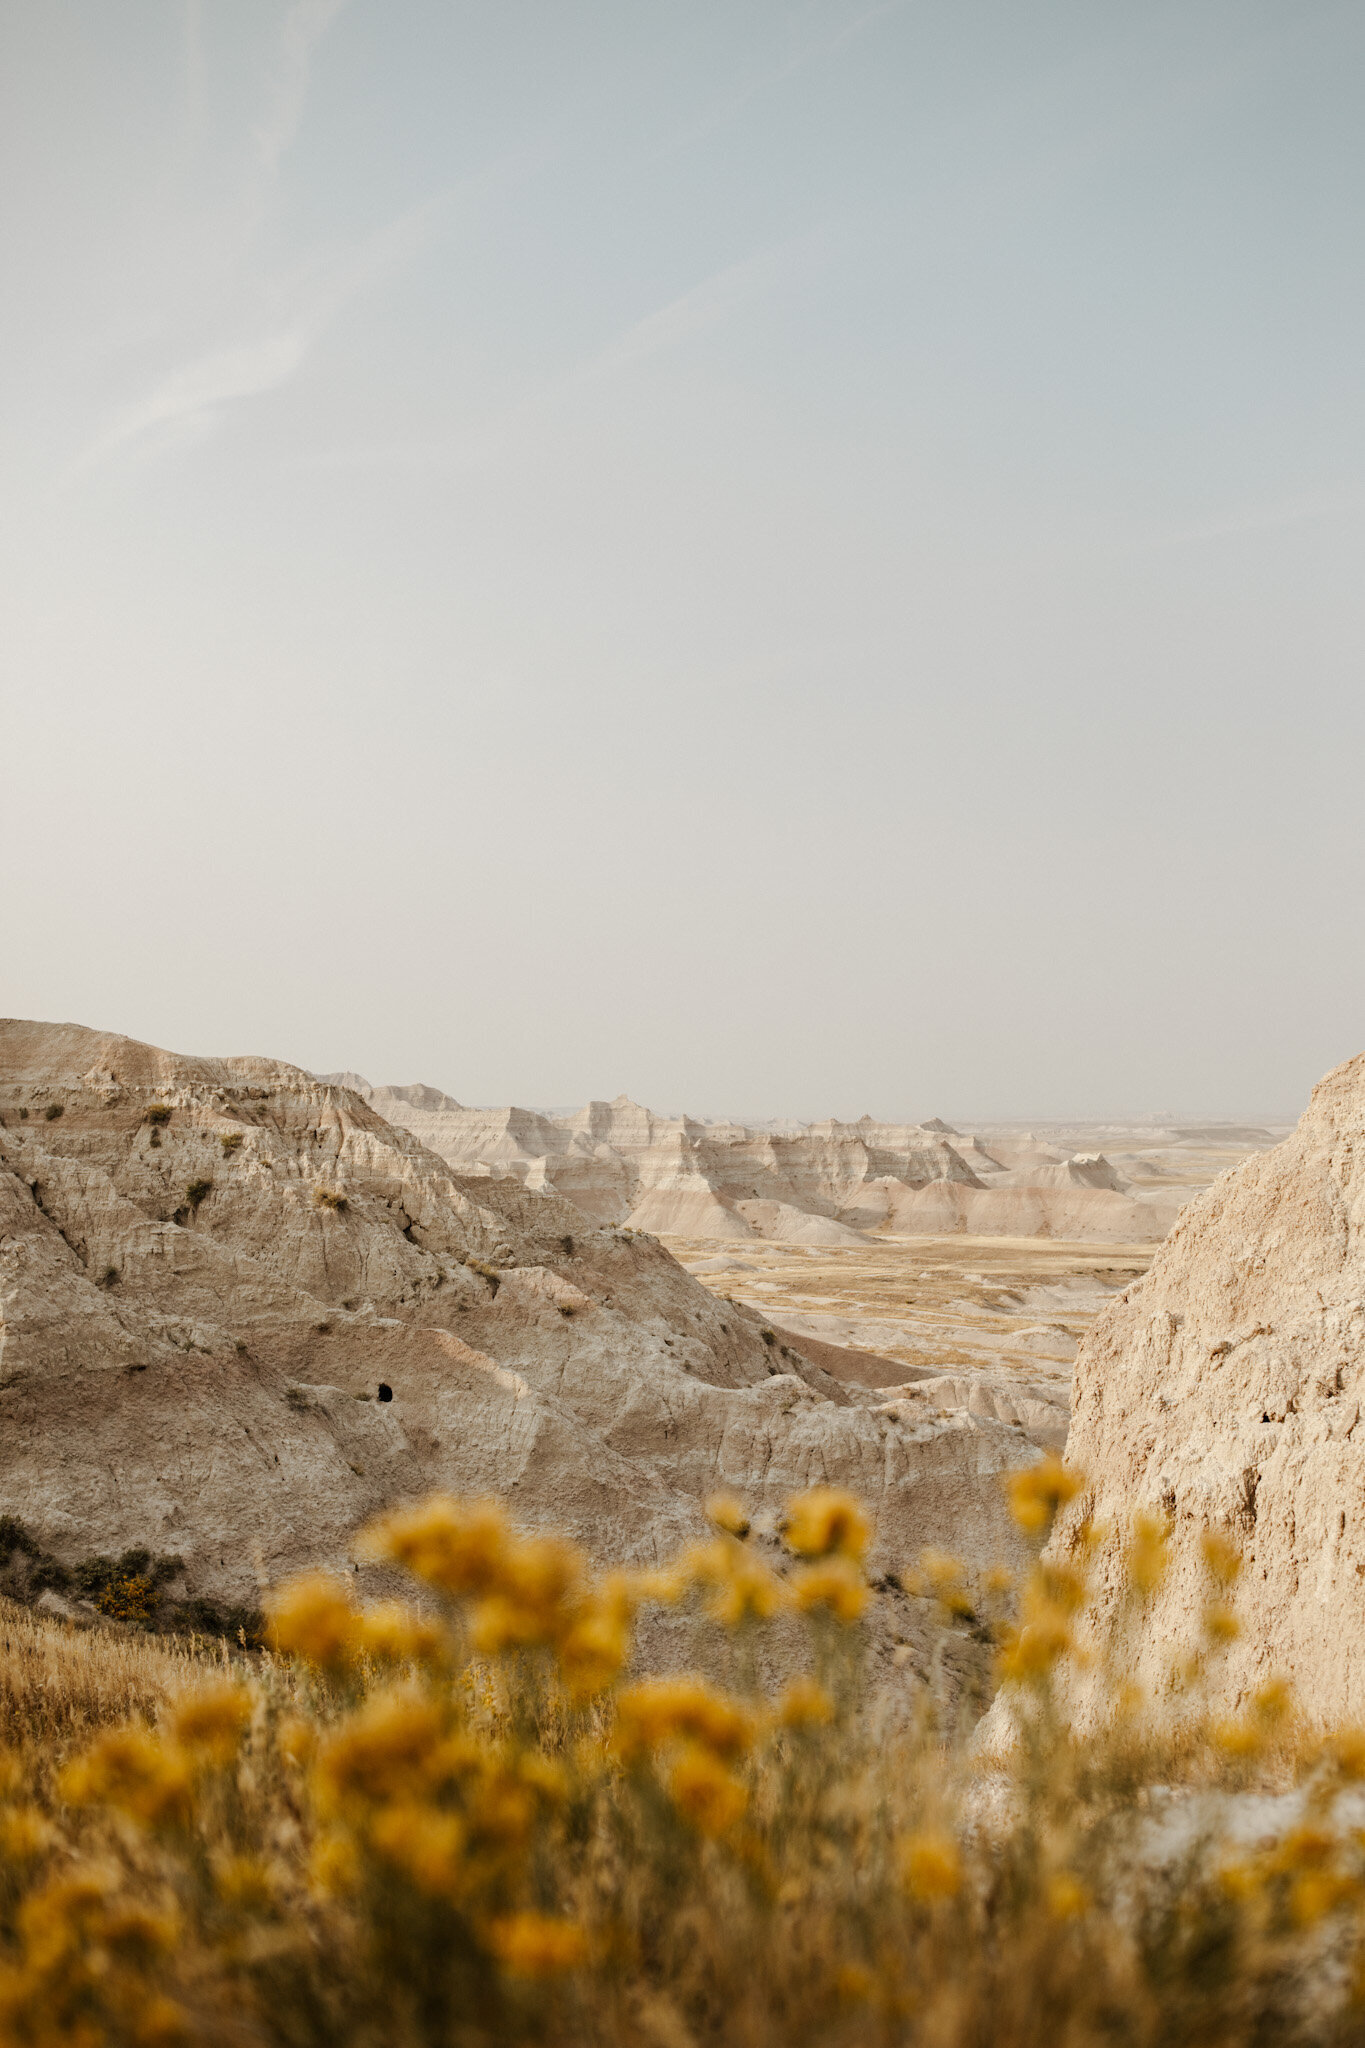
(1053, 1051, 1365, 1723)
(0, 1020, 1040, 1623)
(330, 1083, 1189, 1244)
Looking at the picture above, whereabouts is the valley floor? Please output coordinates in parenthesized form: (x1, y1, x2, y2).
(668, 1231, 1152, 1401)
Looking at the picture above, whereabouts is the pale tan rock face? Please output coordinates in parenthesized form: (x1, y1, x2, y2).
(352, 1083, 1187, 1243)
(1055, 1051, 1365, 1723)
(0, 1020, 1038, 1614)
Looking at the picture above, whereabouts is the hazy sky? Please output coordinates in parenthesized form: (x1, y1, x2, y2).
(3, 1, 1362, 1120)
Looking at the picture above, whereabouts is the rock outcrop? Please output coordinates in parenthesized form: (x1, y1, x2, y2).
(0, 1021, 1040, 1616)
(1053, 1051, 1365, 1723)
(333, 1084, 1184, 1244)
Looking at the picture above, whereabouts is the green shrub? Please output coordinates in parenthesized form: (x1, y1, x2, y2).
(220, 1132, 244, 1157)
(144, 1104, 172, 1125)
(185, 1179, 213, 1212)
(314, 1187, 348, 1213)
(43, 1103, 63, 1122)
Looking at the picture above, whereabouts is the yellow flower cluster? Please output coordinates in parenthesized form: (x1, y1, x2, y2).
(0, 1870, 186, 2046)
(17, 1471, 1365, 2043)
(781, 1487, 869, 1561)
(614, 1676, 761, 1837)
(355, 1497, 632, 1700)
(58, 1685, 254, 1833)
(311, 1683, 569, 1909)
(1007, 1454, 1085, 1537)
(996, 1558, 1090, 1688)
(899, 1829, 962, 1902)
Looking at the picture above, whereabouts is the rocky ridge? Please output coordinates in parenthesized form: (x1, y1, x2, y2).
(333, 1083, 1187, 1245)
(0, 1021, 1041, 1635)
(1049, 1049, 1365, 1724)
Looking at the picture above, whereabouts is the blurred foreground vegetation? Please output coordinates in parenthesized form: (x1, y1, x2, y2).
(2, 1466, 1365, 2046)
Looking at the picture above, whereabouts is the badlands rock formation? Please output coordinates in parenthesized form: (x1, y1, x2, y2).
(0, 1021, 1040, 1619)
(1054, 1051, 1365, 1723)
(334, 1083, 1184, 1244)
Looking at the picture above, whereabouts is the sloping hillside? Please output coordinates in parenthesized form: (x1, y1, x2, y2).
(0, 1021, 1038, 1616)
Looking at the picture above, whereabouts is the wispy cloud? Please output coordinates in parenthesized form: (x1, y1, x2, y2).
(581, 247, 787, 380)
(254, 0, 347, 186)
(72, 201, 438, 474)
(79, 332, 311, 469)
(655, 0, 914, 157)
(289, 231, 810, 476)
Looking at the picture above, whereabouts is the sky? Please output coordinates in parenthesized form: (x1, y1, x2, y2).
(2, 0, 1362, 1121)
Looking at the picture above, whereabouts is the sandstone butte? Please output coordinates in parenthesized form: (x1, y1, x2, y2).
(1051, 1049, 1365, 1725)
(0, 1020, 1040, 1643)
(338, 1082, 1187, 1245)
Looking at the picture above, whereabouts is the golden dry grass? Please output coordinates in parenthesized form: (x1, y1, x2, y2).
(1, 1475, 1363, 2047)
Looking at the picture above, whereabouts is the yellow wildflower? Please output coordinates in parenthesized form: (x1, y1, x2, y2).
(782, 1487, 870, 1562)
(314, 1691, 444, 1809)
(1036, 1562, 1088, 1616)
(308, 1829, 360, 1895)
(169, 1682, 252, 1769)
(1290, 1871, 1355, 1926)
(621, 1563, 689, 1605)
(792, 1557, 869, 1624)
(1007, 1456, 1085, 1536)
(214, 1854, 276, 1912)
(353, 1601, 447, 1669)
(1265, 1827, 1357, 1925)
(778, 1678, 835, 1729)
(277, 1715, 316, 1769)
(556, 1601, 632, 1698)
(60, 1728, 192, 1829)
(369, 1803, 467, 1897)
(1327, 1727, 1365, 1781)
(900, 1830, 962, 1901)
(1211, 1717, 1264, 1760)
(1203, 1602, 1241, 1645)
(1251, 1676, 1293, 1727)
(1218, 1857, 1260, 1903)
(500, 1533, 585, 1620)
(0, 1807, 53, 1862)
(128, 1993, 191, 2047)
(706, 1492, 751, 1538)
(996, 1611, 1073, 1686)
(708, 1552, 788, 1628)
(466, 1774, 538, 1856)
(363, 1496, 512, 1597)
(1127, 1513, 1170, 1597)
(469, 1593, 547, 1656)
(1046, 1872, 1089, 1920)
(487, 1911, 590, 1976)
(266, 1574, 359, 1670)
(913, 1548, 973, 1618)
(615, 1676, 754, 1761)
(667, 1743, 749, 1836)
(1201, 1529, 1242, 1588)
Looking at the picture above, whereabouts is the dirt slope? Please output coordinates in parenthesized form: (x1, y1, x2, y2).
(0, 1021, 1038, 1612)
